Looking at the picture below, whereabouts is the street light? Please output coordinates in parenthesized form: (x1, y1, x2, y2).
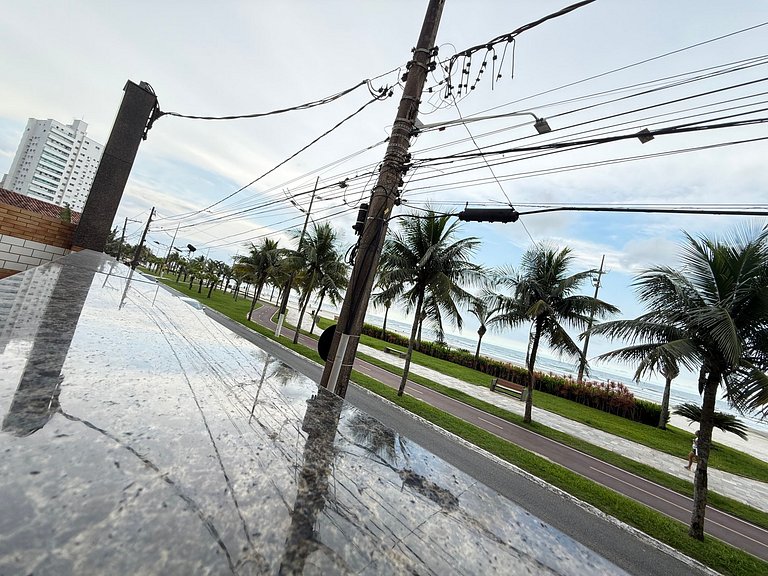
(413, 110, 552, 135)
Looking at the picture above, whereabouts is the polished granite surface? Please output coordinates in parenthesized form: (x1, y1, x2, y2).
(0, 251, 627, 575)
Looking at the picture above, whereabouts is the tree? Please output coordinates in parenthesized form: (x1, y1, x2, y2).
(186, 256, 205, 290)
(290, 223, 347, 344)
(489, 245, 619, 424)
(372, 267, 403, 339)
(673, 403, 749, 441)
(238, 239, 284, 320)
(591, 225, 768, 539)
(591, 312, 684, 430)
(467, 296, 501, 369)
(309, 264, 347, 334)
(378, 211, 481, 396)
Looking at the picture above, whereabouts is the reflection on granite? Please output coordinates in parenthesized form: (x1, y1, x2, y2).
(0, 251, 627, 575)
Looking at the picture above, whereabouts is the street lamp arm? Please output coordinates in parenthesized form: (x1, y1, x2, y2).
(416, 111, 549, 134)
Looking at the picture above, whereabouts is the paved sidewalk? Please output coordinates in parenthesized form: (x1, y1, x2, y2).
(358, 342, 768, 513)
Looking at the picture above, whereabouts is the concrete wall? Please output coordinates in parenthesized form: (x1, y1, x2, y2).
(0, 202, 74, 279)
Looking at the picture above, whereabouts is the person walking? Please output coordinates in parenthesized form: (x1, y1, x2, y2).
(685, 430, 700, 470)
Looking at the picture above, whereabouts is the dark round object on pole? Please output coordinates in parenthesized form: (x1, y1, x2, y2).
(318, 325, 337, 362)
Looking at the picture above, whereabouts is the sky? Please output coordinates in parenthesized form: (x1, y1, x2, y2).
(2, 1, 768, 394)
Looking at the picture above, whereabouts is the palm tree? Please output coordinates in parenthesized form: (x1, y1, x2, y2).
(238, 239, 284, 320)
(467, 295, 501, 369)
(372, 269, 403, 340)
(378, 211, 482, 396)
(591, 225, 768, 539)
(308, 263, 347, 334)
(673, 403, 749, 440)
(291, 223, 347, 344)
(186, 256, 205, 290)
(489, 244, 619, 424)
(591, 313, 684, 430)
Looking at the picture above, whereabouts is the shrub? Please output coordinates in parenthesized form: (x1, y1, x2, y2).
(366, 324, 671, 427)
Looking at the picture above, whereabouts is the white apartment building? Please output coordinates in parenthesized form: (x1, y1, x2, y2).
(1, 118, 103, 212)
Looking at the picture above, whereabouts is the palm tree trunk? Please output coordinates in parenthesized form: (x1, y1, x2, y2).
(416, 312, 425, 347)
(658, 376, 672, 429)
(207, 279, 216, 298)
(524, 320, 543, 424)
(247, 287, 259, 320)
(381, 304, 390, 339)
(398, 293, 424, 396)
(294, 279, 316, 344)
(198, 278, 203, 293)
(689, 370, 720, 540)
(310, 292, 325, 334)
(255, 280, 265, 303)
(474, 325, 486, 369)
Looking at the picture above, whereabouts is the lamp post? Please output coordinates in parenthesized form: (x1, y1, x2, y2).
(414, 110, 551, 135)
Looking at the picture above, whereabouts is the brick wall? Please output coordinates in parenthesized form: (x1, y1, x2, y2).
(0, 203, 75, 279)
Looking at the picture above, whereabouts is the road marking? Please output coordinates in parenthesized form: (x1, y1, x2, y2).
(478, 416, 503, 430)
(590, 467, 689, 512)
(591, 467, 768, 550)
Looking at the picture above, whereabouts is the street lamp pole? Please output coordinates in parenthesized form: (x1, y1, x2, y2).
(577, 254, 606, 385)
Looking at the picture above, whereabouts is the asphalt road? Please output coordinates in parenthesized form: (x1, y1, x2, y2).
(200, 302, 764, 575)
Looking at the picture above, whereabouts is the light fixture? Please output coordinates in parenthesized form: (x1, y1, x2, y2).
(636, 128, 654, 144)
(533, 117, 551, 134)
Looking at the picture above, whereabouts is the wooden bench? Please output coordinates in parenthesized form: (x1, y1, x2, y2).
(384, 347, 407, 359)
(490, 377, 528, 401)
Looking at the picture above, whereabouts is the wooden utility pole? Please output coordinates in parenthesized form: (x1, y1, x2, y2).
(577, 254, 605, 384)
(320, 0, 446, 397)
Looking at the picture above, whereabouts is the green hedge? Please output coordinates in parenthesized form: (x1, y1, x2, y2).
(363, 323, 665, 426)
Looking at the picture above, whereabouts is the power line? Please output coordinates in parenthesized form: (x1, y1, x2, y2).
(157, 77, 390, 121)
(162, 93, 390, 222)
(415, 116, 768, 163)
(455, 20, 768, 118)
(403, 135, 768, 196)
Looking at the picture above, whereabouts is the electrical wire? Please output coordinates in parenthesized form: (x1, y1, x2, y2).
(453, 20, 768, 118)
(165, 93, 390, 222)
(158, 78, 389, 121)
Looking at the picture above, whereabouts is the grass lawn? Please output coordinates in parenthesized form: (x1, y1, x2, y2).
(348, 329, 768, 484)
(155, 278, 768, 575)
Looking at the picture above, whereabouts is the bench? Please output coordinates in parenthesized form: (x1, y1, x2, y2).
(490, 377, 528, 401)
(384, 347, 407, 359)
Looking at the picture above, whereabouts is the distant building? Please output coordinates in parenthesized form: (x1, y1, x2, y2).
(0, 118, 103, 213)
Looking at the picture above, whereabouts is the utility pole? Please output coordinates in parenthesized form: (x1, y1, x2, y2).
(275, 178, 319, 338)
(160, 221, 180, 278)
(577, 254, 606, 385)
(320, 0, 446, 397)
(130, 207, 155, 270)
(115, 217, 129, 263)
